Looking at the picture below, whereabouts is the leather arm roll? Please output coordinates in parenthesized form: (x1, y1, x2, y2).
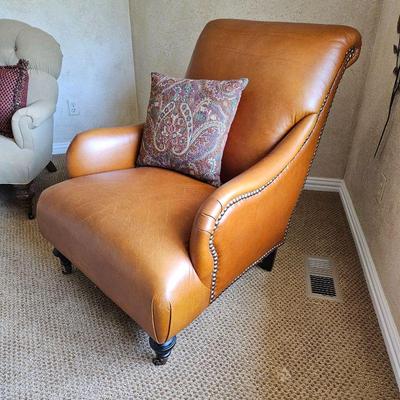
(190, 113, 320, 300)
(189, 39, 360, 302)
(67, 124, 144, 178)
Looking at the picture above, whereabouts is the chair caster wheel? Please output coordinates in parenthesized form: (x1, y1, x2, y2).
(61, 266, 73, 275)
(149, 336, 176, 366)
(28, 212, 35, 220)
(152, 357, 168, 366)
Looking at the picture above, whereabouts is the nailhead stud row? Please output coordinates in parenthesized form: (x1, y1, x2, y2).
(208, 48, 355, 303)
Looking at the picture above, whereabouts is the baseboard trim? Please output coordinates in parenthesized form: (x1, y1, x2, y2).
(52, 142, 70, 155)
(304, 176, 342, 192)
(305, 176, 400, 387)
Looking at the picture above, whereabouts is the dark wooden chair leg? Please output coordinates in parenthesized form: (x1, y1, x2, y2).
(258, 249, 278, 271)
(149, 336, 177, 365)
(14, 182, 36, 219)
(53, 248, 73, 274)
(46, 161, 57, 173)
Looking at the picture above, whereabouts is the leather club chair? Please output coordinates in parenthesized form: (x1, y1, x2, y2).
(37, 20, 361, 365)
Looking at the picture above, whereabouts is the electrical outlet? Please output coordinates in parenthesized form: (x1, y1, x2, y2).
(376, 173, 387, 203)
(68, 100, 80, 116)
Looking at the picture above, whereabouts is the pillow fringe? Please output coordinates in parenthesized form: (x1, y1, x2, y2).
(13, 59, 29, 113)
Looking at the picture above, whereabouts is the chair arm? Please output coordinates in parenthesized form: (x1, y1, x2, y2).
(11, 100, 56, 148)
(67, 124, 144, 178)
(190, 114, 319, 301)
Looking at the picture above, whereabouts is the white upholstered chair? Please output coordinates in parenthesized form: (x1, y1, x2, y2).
(0, 19, 63, 218)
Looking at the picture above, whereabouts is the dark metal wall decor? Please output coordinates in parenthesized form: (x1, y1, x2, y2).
(374, 15, 400, 158)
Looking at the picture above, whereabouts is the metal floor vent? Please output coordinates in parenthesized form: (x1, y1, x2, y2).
(305, 256, 341, 301)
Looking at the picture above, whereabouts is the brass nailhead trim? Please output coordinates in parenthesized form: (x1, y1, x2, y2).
(208, 48, 355, 303)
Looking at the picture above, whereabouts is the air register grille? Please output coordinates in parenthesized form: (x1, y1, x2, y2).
(305, 256, 341, 301)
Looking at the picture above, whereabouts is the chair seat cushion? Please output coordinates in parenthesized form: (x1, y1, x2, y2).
(37, 167, 214, 341)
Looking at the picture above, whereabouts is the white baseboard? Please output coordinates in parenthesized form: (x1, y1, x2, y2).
(52, 142, 70, 155)
(305, 176, 400, 388)
(304, 176, 342, 192)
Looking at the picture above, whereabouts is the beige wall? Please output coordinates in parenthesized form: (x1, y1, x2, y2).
(129, 0, 380, 178)
(345, 0, 400, 330)
(1, 0, 138, 144)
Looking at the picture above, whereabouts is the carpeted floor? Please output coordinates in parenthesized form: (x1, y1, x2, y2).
(0, 156, 399, 400)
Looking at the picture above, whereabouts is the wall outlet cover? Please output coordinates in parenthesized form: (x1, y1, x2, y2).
(68, 100, 80, 116)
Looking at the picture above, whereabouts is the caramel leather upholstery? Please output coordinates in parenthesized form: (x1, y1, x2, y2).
(67, 124, 144, 178)
(37, 20, 361, 345)
(39, 168, 213, 343)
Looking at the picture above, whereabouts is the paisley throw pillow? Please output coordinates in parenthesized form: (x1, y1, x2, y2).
(136, 72, 248, 186)
(0, 60, 29, 137)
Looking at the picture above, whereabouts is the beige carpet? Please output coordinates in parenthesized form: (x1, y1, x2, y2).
(0, 156, 399, 400)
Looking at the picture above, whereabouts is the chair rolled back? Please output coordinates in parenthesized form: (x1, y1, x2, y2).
(0, 19, 63, 106)
(186, 19, 361, 182)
